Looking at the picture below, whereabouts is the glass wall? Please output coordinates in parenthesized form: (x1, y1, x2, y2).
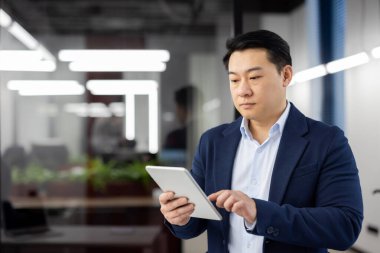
(1, 1, 235, 201)
(0, 1, 236, 252)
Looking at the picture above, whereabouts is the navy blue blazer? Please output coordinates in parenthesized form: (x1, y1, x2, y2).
(166, 103, 363, 253)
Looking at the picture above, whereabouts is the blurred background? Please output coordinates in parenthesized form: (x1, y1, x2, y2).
(0, 0, 379, 252)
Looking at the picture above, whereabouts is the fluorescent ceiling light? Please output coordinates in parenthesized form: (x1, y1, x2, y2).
(293, 65, 327, 83)
(59, 50, 170, 62)
(0, 60, 56, 72)
(326, 52, 370, 73)
(371, 46, 380, 59)
(69, 61, 166, 72)
(148, 90, 158, 154)
(0, 9, 12, 27)
(8, 22, 39, 49)
(125, 94, 135, 140)
(0, 50, 43, 60)
(7, 80, 85, 96)
(59, 49, 169, 72)
(87, 80, 158, 95)
(64, 103, 111, 118)
(0, 50, 56, 72)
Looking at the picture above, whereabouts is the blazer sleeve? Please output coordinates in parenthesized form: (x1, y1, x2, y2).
(250, 127, 363, 251)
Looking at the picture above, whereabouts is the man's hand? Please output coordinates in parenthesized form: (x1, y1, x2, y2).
(208, 190, 257, 224)
(159, 191, 195, 226)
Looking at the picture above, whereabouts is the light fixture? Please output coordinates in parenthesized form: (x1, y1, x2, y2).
(86, 80, 158, 95)
(7, 80, 85, 96)
(69, 61, 166, 72)
(125, 94, 135, 140)
(293, 65, 327, 83)
(58, 49, 170, 72)
(59, 50, 170, 62)
(0, 49, 56, 72)
(0, 9, 12, 27)
(0, 57, 56, 72)
(86, 79, 159, 153)
(0, 9, 56, 72)
(326, 52, 370, 73)
(64, 103, 112, 118)
(8, 22, 39, 50)
(148, 89, 159, 154)
(371, 46, 380, 59)
(0, 50, 43, 60)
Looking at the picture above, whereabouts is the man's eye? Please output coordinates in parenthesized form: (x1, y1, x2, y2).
(250, 76, 261, 80)
(230, 80, 239, 83)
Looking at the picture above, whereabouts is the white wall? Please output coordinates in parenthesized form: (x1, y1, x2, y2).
(260, 4, 317, 118)
(345, 1, 380, 252)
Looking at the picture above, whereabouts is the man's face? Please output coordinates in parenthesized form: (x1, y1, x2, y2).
(228, 48, 291, 123)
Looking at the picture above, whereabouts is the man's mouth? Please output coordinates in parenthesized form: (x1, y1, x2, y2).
(239, 103, 256, 109)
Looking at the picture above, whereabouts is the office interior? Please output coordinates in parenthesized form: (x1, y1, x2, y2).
(0, 0, 379, 252)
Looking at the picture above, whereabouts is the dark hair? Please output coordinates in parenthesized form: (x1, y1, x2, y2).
(174, 85, 200, 112)
(222, 30, 292, 73)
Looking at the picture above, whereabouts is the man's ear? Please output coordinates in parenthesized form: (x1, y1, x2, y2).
(282, 65, 293, 87)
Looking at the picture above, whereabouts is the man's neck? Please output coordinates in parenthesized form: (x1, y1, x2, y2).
(248, 102, 287, 144)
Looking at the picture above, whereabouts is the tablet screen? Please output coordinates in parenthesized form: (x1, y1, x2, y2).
(146, 166, 222, 220)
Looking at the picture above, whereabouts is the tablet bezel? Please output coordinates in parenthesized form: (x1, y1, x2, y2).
(145, 165, 222, 221)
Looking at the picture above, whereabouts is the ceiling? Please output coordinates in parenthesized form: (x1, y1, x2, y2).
(2, 0, 304, 36)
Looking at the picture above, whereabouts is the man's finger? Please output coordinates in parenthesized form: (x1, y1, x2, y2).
(159, 191, 175, 204)
(208, 190, 225, 201)
(165, 203, 195, 220)
(161, 197, 189, 213)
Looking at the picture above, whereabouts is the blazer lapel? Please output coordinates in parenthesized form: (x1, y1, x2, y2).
(269, 104, 309, 204)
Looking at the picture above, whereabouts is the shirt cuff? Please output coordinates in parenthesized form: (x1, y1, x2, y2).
(244, 219, 256, 231)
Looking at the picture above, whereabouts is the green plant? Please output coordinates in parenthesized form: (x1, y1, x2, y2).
(11, 158, 158, 193)
(11, 163, 56, 184)
(11, 163, 87, 185)
(89, 158, 158, 191)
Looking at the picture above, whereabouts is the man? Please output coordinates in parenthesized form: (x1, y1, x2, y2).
(159, 30, 363, 253)
(164, 85, 200, 150)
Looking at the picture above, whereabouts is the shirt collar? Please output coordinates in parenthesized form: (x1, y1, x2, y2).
(240, 101, 291, 140)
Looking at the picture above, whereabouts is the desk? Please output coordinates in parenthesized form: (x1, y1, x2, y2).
(5, 197, 180, 253)
(2, 225, 162, 253)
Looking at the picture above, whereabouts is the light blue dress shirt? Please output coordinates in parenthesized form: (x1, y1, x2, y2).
(228, 102, 290, 253)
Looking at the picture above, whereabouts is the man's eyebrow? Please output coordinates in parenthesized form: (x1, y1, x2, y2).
(228, 67, 263, 75)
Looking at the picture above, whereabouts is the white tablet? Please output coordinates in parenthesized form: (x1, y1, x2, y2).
(145, 165, 222, 221)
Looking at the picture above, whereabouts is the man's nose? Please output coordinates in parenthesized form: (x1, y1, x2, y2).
(237, 79, 252, 97)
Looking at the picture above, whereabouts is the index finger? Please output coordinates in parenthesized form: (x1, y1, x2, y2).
(208, 190, 225, 201)
(159, 191, 175, 204)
